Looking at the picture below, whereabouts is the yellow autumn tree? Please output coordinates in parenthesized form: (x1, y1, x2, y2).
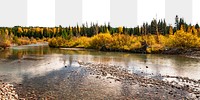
(169, 30, 200, 48)
(110, 33, 141, 51)
(0, 30, 11, 49)
(118, 26, 123, 33)
(17, 27, 23, 34)
(90, 33, 112, 50)
(169, 26, 173, 35)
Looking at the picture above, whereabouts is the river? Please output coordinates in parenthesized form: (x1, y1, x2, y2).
(0, 44, 200, 99)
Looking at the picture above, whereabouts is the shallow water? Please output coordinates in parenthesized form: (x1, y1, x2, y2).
(0, 44, 200, 99)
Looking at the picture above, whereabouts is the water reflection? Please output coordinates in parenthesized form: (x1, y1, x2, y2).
(0, 44, 200, 84)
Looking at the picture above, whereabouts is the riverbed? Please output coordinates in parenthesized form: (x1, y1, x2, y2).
(0, 44, 199, 99)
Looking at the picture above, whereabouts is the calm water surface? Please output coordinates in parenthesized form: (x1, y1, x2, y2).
(0, 44, 200, 98)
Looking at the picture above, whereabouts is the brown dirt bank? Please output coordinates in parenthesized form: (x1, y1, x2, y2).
(59, 46, 200, 58)
(100, 46, 200, 58)
(162, 48, 200, 57)
(60, 47, 96, 51)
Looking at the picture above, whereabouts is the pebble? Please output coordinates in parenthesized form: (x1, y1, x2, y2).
(45, 60, 200, 99)
(0, 82, 18, 100)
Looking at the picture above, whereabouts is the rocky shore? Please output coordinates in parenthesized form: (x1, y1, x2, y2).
(0, 81, 18, 100)
(1, 60, 200, 99)
(77, 61, 200, 99)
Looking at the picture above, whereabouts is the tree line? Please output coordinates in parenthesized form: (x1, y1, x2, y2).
(0, 15, 200, 39)
(1, 15, 200, 50)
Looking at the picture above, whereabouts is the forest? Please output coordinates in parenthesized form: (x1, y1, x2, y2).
(1, 15, 200, 53)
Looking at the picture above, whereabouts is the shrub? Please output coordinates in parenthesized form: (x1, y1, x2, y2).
(17, 37, 31, 45)
(110, 34, 141, 51)
(0, 40, 11, 49)
(168, 30, 200, 48)
(90, 33, 112, 50)
(49, 37, 67, 48)
(0, 32, 11, 48)
(73, 36, 91, 48)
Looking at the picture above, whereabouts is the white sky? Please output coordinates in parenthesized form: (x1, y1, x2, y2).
(193, 0, 200, 25)
(0, 0, 200, 27)
(82, 0, 110, 26)
(27, 0, 55, 27)
(137, 0, 165, 26)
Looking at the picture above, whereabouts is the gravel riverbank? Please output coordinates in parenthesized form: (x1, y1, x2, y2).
(0, 81, 18, 99)
(77, 61, 200, 100)
(1, 60, 200, 99)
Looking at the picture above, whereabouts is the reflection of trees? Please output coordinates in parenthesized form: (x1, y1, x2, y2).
(63, 55, 67, 66)
(51, 49, 92, 55)
(0, 49, 12, 59)
(172, 56, 198, 67)
(0, 46, 50, 60)
(168, 55, 199, 75)
(69, 55, 73, 67)
(146, 55, 160, 76)
(123, 58, 130, 68)
(91, 56, 112, 63)
(62, 55, 74, 67)
(143, 54, 148, 63)
(146, 54, 199, 75)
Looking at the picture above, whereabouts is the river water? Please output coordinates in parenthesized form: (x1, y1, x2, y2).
(0, 44, 200, 99)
